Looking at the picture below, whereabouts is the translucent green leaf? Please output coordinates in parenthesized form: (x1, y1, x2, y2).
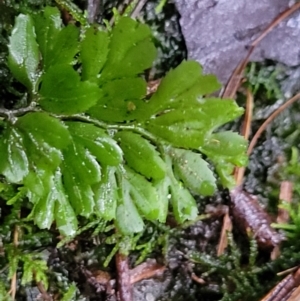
(116, 131, 166, 179)
(30, 179, 55, 230)
(201, 131, 248, 166)
(105, 39, 156, 80)
(107, 17, 151, 62)
(201, 131, 248, 189)
(100, 17, 156, 82)
(28, 169, 78, 236)
(39, 65, 100, 114)
(0, 128, 29, 183)
(138, 61, 221, 119)
(115, 175, 144, 235)
(69, 143, 101, 184)
(171, 148, 216, 196)
(16, 112, 71, 170)
(62, 141, 101, 217)
(88, 77, 146, 122)
(33, 7, 62, 69)
(27, 141, 61, 171)
(17, 112, 71, 150)
(196, 98, 244, 128)
(36, 22, 79, 71)
(0, 136, 7, 176)
(8, 14, 39, 90)
(146, 97, 244, 148)
(170, 183, 198, 223)
(48, 24, 79, 68)
(66, 122, 122, 166)
(54, 170, 78, 236)
(80, 27, 109, 81)
(24, 168, 52, 198)
(153, 178, 170, 223)
(213, 161, 236, 189)
(62, 170, 95, 218)
(93, 166, 118, 220)
(146, 109, 208, 148)
(30, 192, 56, 229)
(125, 167, 160, 220)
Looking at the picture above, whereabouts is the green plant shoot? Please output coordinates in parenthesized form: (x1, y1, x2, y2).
(0, 6, 248, 237)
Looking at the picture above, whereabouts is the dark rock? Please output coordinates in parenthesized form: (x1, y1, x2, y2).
(174, 0, 300, 84)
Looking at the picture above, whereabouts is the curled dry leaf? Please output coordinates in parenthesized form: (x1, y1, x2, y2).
(230, 187, 284, 250)
(130, 259, 166, 284)
(287, 283, 300, 301)
(260, 267, 300, 301)
(277, 181, 293, 224)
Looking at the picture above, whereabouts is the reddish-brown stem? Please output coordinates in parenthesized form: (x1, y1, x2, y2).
(116, 252, 132, 301)
(248, 92, 300, 156)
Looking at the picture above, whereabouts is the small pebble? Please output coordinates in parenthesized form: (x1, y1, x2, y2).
(146, 293, 155, 301)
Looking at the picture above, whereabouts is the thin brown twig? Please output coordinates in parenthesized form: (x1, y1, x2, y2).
(247, 92, 300, 156)
(130, 259, 165, 284)
(221, 47, 255, 99)
(277, 266, 299, 277)
(87, 0, 101, 24)
(190, 273, 206, 285)
(234, 88, 254, 186)
(271, 180, 293, 260)
(110, 0, 145, 26)
(10, 223, 20, 300)
(241, 89, 254, 141)
(217, 210, 232, 256)
(251, 2, 300, 48)
(222, 2, 300, 99)
(277, 181, 293, 224)
(130, 0, 148, 18)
